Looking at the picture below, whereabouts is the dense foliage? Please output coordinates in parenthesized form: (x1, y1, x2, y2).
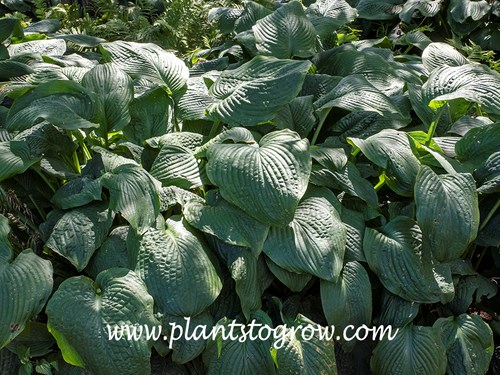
(0, 0, 499, 374)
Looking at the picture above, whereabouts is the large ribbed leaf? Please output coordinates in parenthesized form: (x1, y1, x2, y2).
(475, 151, 500, 194)
(40, 202, 113, 271)
(6, 80, 99, 132)
(253, 1, 316, 59)
(378, 291, 419, 328)
(129, 216, 222, 316)
(234, 1, 272, 33)
(99, 41, 189, 94)
(364, 216, 454, 304)
(306, 0, 357, 37)
(314, 47, 405, 95)
(206, 129, 311, 226)
(46, 269, 158, 375)
(415, 166, 479, 262)
(356, 0, 403, 20)
(174, 77, 215, 121)
(399, 0, 444, 22)
(124, 87, 174, 145)
(263, 187, 346, 281)
(206, 56, 311, 125)
(266, 258, 312, 292)
(422, 64, 500, 117)
(203, 315, 277, 375)
(455, 123, 500, 168)
(0, 215, 10, 256)
(349, 130, 420, 196)
(320, 261, 372, 351)
(150, 144, 203, 189)
(433, 314, 494, 375)
(101, 164, 161, 233)
(183, 190, 269, 253)
(81, 64, 134, 137)
(0, 249, 53, 349)
(7, 39, 66, 57)
(315, 75, 402, 116)
(421, 42, 468, 72)
(342, 208, 366, 262)
(0, 141, 40, 182)
(274, 314, 337, 375)
(371, 324, 447, 375)
(51, 177, 102, 210)
(274, 95, 316, 138)
(212, 239, 270, 319)
(449, 0, 491, 22)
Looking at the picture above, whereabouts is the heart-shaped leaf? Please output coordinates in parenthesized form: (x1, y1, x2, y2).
(364, 216, 454, 304)
(46, 269, 158, 375)
(415, 166, 479, 262)
(206, 56, 311, 125)
(263, 186, 346, 281)
(0, 249, 53, 349)
(206, 129, 311, 226)
(129, 216, 222, 317)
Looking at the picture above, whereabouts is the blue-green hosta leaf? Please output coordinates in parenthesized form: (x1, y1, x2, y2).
(174, 76, 215, 121)
(253, 1, 317, 59)
(147, 131, 204, 151)
(274, 314, 337, 375)
(52, 34, 106, 48)
(100, 41, 189, 94)
(7, 39, 66, 57)
(475, 151, 500, 193)
(422, 64, 500, 117)
(6, 80, 99, 132)
(46, 269, 158, 375)
(349, 130, 420, 197)
(263, 187, 346, 282)
(13, 122, 75, 156)
(320, 261, 372, 351)
(415, 166, 479, 262)
(125, 87, 174, 145)
(331, 110, 410, 142)
(6, 321, 55, 357)
(129, 216, 222, 316)
(449, 115, 493, 136)
(234, 1, 273, 33)
(399, 0, 444, 22)
(266, 257, 312, 292)
(0, 250, 53, 349)
(434, 314, 494, 375)
(446, 275, 497, 315)
(206, 129, 311, 226)
(203, 315, 277, 375)
(101, 164, 161, 233)
(313, 46, 406, 95)
(159, 186, 204, 212)
(0, 141, 41, 183)
(51, 177, 102, 210)
(455, 123, 500, 169)
(81, 64, 134, 137)
(342, 208, 366, 262)
(315, 75, 402, 116)
(208, 7, 243, 34)
(160, 312, 213, 364)
(0, 17, 23, 42)
(371, 324, 447, 375)
(377, 291, 419, 328)
(449, 0, 491, 22)
(85, 226, 130, 279)
(184, 190, 269, 253)
(364, 216, 454, 304)
(0, 61, 34, 79)
(212, 239, 269, 319)
(356, 0, 403, 20)
(41, 202, 113, 271)
(421, 42, 468, 72)
(207, 56, 311, 125)
(150, 144, 203, 189)
(274, 95, 316, 138)
(306, 0, 357, 37)
(0, 215, 10, 256)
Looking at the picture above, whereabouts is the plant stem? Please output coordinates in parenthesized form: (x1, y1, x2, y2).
(479, 197, 500, 233)
(208, 120, 221, 139)
(374, 174, 386, 192)
(311, 109, 331, 146)
(33, 165, 56, 194)
(425, 105, 445, 146)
